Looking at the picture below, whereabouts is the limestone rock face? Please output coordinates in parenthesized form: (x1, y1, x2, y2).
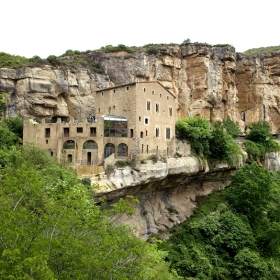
(0, 66, 107, 121)
(2, 44, 280, 133)
(94, 156, 239, 240)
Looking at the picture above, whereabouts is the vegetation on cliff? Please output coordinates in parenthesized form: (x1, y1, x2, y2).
(244, 120, 280, 162)
(243, 45, 280, 55)
(160, 162, 280, 279)
(0, 119, 177, 279)
(175, 117, 243, 164)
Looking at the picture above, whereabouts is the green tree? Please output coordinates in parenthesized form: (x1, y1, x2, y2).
(209, 125, 242, 164)
(176, 117, 211, 156)
(2, 116, 23, 139)
(225, 162, 274, 226)
(232, 248, 268, 279)
(222, 118, 241, 138)
(0, 144, 176, 279)
(246, 120, 271, 142)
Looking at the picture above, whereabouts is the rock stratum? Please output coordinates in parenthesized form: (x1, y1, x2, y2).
(2, 43, 280, 132)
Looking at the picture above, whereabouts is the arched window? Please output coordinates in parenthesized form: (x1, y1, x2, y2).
(104, 143, 115, 158)
(117, 143, 128, 157)
(63, 140, 75, 149)
(83, 140, 98, 149)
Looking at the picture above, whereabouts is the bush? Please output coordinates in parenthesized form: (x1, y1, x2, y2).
(246, 121, 271, 142)
(222, 118, 241, 138)
(209, 126, 242, 164)
(176, 117, 211, 156)
(47, 55, 59, 66)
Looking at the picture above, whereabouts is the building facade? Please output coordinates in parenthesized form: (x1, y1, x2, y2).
(23, 81, 178, 166)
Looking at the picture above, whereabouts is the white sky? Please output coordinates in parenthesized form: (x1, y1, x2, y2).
(1, 0, 279, 58)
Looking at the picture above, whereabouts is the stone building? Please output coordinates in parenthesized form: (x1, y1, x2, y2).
(23, 81, 178, 168)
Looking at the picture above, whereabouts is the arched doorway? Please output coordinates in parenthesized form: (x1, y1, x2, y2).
(67, 154, 73, 162)
(104, 143, 115, 158)
(83, 140, 98, 165)
(117, 143, 128, 157)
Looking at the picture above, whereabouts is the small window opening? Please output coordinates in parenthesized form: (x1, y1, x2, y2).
(64, 127, 69, 137)
(145, 118, 149, 124)
(90, 127, 96, 136)
(156, 103, 159, 113)
(77, 127, 83, 133)
(152, 90, 154, 95)
(51, 151, 54, 156)
(160, 94, 162, 98)
(166, 127, 171, 139)
(143, 88, 146, 92)
(146, 145, 149, 154)
(130, 129, 134, 138)
(113, 89, 116, 93)
(142, 144, 144, 153)
(169, 108, 172, 116)
(127, 86, 129, 90)
(45, 128, 50, 138)
(156, 128, 159, 137)
(139, 116, 141, 121)
(101, 92, 103, 96)
(140, 131, 144, 138)
(46, 139, 48, 144)
(146, 130, 148, 136)
(147, 101, 150, 110)
(167, 96, 169, 100)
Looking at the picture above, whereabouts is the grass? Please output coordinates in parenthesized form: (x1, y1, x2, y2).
(243, 45, 280, 55)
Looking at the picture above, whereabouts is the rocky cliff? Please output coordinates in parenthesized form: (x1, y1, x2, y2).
(2, 44, 280, 132)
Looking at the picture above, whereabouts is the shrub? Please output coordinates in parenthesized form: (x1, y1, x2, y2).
(47, 55, 59, 66)
(149, 154, 158, 163)
(246, 121, 271, 142)
(176, 117, 211, 156)
(209, 126, 242, 164)
(222, 118, 241, 138)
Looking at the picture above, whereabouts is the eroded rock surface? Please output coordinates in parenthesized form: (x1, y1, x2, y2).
(2, 44, 280, 133)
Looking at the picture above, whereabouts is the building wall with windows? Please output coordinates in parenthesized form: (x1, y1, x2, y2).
(23, 81, 178, 166)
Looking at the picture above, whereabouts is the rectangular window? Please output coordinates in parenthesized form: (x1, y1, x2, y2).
(152, 90, 154, 95)
(166, 127, 171, 139)
(127, 86, 129, 90)
(167, 96, 169, 100)
(156, 128, 159, 137)
(45, 128, 50, 138)
(140, 131, 144, 138)
(130, 129, 134, 138)
(143, 88, 146, 92)
(146, 130, 148, 136)
(64, 127, 69, 137)
(77, 127, 83, 133)
(169, 107, 172, 116)
(139, 116, 141, 121)
(156, 103, 159, 113)
(145, 118, 149, 124)
(147, 101, 150, 111)
(90, 127, 96, 137)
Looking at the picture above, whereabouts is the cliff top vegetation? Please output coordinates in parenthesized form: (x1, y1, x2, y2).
(243, 45, 280, 55)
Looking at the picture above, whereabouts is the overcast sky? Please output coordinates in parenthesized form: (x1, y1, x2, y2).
(1, 0, 279, 58)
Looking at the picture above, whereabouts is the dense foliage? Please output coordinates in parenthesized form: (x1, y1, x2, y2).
(160, 162, 280, 279)
(244, 121, 280, 162)
(0, 120, 176, 279)
(175, 117, 242, 164)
